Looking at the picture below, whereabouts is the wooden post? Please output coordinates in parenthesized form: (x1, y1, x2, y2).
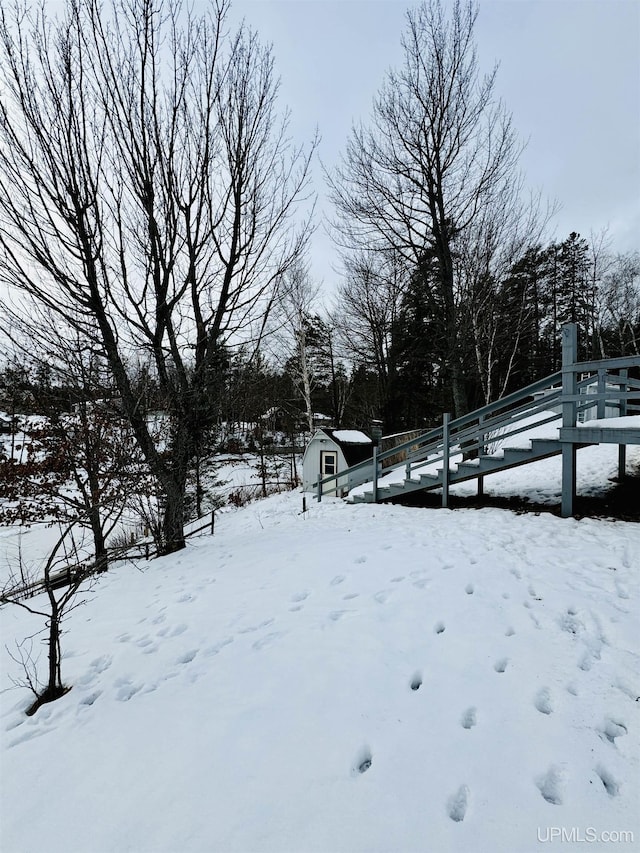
(302, 496, 307, 514)
(618, 369, 628, 480)
(317, 478, 322, 503)
(561, 324, 578, 518)
(597, 369, 606, 419)
(372, 444, 379, 504)
(442, 412, 450, 509)
(210, 509, 215, 535)
(477, 413, 485, 499)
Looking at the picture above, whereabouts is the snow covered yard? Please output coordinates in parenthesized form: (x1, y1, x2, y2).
(1, 449, 639, 853)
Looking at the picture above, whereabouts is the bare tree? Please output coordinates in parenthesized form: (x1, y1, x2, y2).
(1, 522, 96, 715)
(334, 251, 408, 424)
(0, 0, 315, 553)
(270, 261, 322, 433)
(600, 252, 640, 356)
(458, 186, 553, 403)
(0, 317, 152, 568)
(329, 0, 525, 418)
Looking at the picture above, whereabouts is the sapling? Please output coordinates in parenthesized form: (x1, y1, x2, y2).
(1, 521, 97, 715)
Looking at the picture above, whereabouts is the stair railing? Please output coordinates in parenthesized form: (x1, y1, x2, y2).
(314, 328, 640, 502)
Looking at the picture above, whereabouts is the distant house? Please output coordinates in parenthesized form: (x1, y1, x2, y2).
(0, 413, 15, 434)
(302, 428, 373, 496)
(312, 412, 333, 429)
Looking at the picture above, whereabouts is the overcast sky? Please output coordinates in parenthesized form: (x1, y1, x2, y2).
(228, 0, 640, 294)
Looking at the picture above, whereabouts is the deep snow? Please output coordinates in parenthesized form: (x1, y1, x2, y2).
(1, 443, 639, 853)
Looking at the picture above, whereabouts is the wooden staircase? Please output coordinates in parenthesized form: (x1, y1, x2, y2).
(315, 325, 640, 517)
(353, 438, 564, 505)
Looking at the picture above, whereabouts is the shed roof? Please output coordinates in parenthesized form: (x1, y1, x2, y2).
(318, 428, 373, 467)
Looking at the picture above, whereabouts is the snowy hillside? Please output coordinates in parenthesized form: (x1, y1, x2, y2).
(1, 444, 639, 853)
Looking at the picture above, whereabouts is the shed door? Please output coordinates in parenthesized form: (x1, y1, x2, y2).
(320, 450, 338, 492)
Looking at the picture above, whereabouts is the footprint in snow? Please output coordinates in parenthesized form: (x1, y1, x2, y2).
(329, 610, 349, 622)
(615, 580, 630, 600)
(536, 765, 565, 805)
(79, 690, 102, 707)
(77, 655, 112, 685)
(203, 637, 234, 657)
(505, 626, 515, 637)
(560, 608, 583, 635)
(434, 622, 446, 634)
(598, 719, 627, 744)
(447, 785, 470, 822)
(461, 707, 477, 729)
(494, 658, 508, 673)
(290, 591, 310, 603)
(238, 618, 275, 635)
(410, 672, 422, 691)
(252, 632, 285, 650)
(330, 575, 345, 586)
(465, 583, 474, 595)
(374, 590, 392, 604)
(578, 649, 600, 672)
(534, 687, 553, 715)
(595, 764, 620, 797)
(115, 680, 143, 702)
(352, 746, 372, 776)
(343, 592, 359, 600)
(354, 556, 367, 564)
(176, 650, 198, 664)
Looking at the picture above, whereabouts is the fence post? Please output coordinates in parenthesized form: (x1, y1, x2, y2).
(618, 368, 628, 479)
(211, 509, 215, 535)
(317, 478, 322, 503)
(372, 444, 379, 503)
(597, 369, 606, 419)
(561, 324, 578, 518)
(145, 543, 149, 561)
(477, 413, 485, 499)
(442, 412, 450, 508)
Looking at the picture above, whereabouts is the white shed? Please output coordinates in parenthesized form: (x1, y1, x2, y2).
(302, 428, 373, 496)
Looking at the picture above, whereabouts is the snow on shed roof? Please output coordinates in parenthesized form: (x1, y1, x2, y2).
(330, 430, 372, 444)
